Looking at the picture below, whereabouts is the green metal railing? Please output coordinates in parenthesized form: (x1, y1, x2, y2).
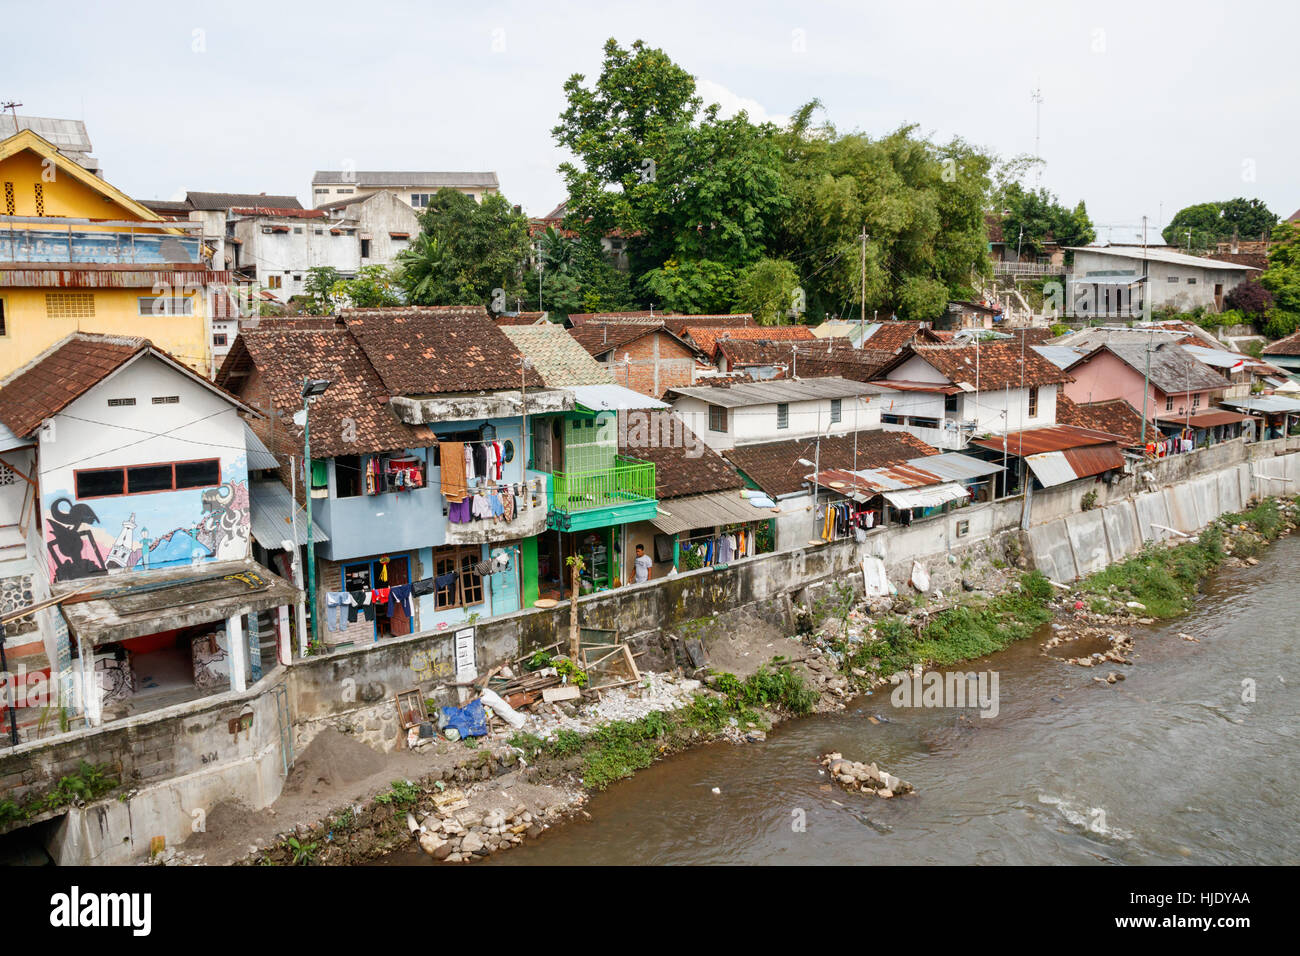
(549, 456, 656, 513)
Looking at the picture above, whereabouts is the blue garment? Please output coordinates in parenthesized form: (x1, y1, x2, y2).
(388, 583, 413, 618)
(325, 592, 350, 631)
(489, 493, 505, 517)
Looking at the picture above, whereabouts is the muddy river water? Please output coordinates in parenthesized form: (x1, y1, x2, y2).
(408, 536, 1300, 866)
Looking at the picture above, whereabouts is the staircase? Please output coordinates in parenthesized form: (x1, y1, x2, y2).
(0, 523, 28, 576)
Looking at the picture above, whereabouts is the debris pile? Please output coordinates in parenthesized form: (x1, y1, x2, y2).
(821, 753, 914, 798)
(408, 789, 577, 863)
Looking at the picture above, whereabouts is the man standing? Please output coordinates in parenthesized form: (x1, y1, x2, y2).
(633, 543, 653, 584)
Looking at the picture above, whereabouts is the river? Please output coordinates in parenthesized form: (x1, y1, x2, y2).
(405, 535, 1300, 866)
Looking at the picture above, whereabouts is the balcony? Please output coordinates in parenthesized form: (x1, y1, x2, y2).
(444, 474, 550, 545)
(546, 455, 658, 532)
(0, 226, 204, 265)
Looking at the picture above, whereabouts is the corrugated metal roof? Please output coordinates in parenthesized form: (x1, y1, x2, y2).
(1221, 395, 1300, 414)
(668, 377, 879, 408)
(1032, 345, 1085, 369)
(869, 379, 963, 395)
(810, 453, 1002, 498)
(883, 483, 970, 509)
(1155, 410, 1253, 428)
(570, 384, 667, 411)
(1069, 273, 1149, 286)
(1024, 451, 1078, 487)
(651, 490, 776, 535)
(1066, 245, 1259, 271)
(1062, 444, 1126, 479)
(969, 424, 1125, 455)
(249, 480, 328, 547)
(311, 170, 500, 188)
(244, 423, 278, 471)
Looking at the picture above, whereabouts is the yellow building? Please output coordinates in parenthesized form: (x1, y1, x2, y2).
(0, 129, 228, 379)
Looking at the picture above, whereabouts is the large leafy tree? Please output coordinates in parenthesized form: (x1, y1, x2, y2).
(331, 265, 402, 308)
(998, 182, 1095, 260)
(302, 266, 341, 314)
(733, 257, 802, 325)
(1162, 198, 1278, 250)
(396, 190, 532, 309)
(1261, 221, 1300, 320)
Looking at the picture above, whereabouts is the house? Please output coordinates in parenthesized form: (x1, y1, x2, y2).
(666, 377, 885, 453)
(1062, 342, 1229, 425)
(1262, 329, 1300, 378)
(0, 129, 230, 380)
(619, 411, 778, 578)
(723, 429, 936, 550)
(503, 323, 665, 598)
(1065, 246, 1258, 317)
(229, 206, 355, 303)
(310, 170, 500, 210)
(680, 324, 815, 363)
(713, 337, 893, 382)
(218, 307, 571, 644)
(0, 333, 299, 735)
(141, 190, 305, 276)
(871, 343, 1072, 450)
(935, 300, 1004, 331)
(316, 189, 422, 270)
(570, 322, 703, 398)
(967, 424, 1128, 497)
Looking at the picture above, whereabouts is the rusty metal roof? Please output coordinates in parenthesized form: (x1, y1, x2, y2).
(969, 424, 1126, 456)
(1155, 410, 1254, 428)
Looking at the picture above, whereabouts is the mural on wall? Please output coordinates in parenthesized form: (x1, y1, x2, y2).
(44, 478, 250, 583)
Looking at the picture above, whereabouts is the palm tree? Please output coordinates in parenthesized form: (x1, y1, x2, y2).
(395, 234, 447, 304)
(538, 226, 576, 273)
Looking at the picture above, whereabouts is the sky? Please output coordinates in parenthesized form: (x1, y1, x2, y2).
(5, 0, 1296, 242)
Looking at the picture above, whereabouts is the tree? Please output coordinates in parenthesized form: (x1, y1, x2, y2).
(733, 258, 801, 324)
(639, 258, 736, 314)
(1162, 198, 1278, 250)
(303, 266, 341, 314)
(1224, 276, 1274, 318)
(999, 183, 1095, 260)
(330, 265, 402, 308)
(396, 190, 532, 309)
(1260, 221, 1300, 332)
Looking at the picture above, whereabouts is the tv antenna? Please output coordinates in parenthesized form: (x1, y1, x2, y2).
(1030, 88, 1043, 186)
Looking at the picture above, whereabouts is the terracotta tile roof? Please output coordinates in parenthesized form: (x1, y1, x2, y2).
(1056, 395, 1159, 446)
(717, 338, 894, 383)
(0, 333, 149, 437)
(569, 322, 698, 359)
(860, 321, 927, 354)
(659, 315, 753, 335)
(493, 312, 547, 326)
(217, 328, 436, 459)
(1004, 327, 1056, 345)
(186, 191, 303, 211)
(620, 411, 744, 499)
(340, 307, 544, 395)
(1262, 329, 1300, 356)
(567, 311, 669, 327)
(501, 324, 613, 387)
(896, 343, 1074, 390)
(724, 429, 937, 498)
(684, 324, 815, 359)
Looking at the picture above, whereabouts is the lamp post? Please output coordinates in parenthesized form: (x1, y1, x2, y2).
(301, 376, 332, 650)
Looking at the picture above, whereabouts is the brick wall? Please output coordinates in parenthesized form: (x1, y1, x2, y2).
(603, 332, 696, 398)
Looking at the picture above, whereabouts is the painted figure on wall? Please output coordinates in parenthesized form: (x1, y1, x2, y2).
(46, 498, 107, 582)
(197, 482, 250, 561)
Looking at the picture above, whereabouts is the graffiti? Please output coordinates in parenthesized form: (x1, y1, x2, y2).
(197, 482, 249, 560)
(46, 498, 106, 582)
(43, 475, 250, 583)
(409, 650, 452, 682)
(191, 634, 229, 690)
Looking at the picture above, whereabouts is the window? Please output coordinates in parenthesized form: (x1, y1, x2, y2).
(267, 274, 282, 289)
(777, 403, 789, 429)
(882, 413, 904, 425)
(1187, 277, 1198, 285)
(0, 297, 6, 336)
(336, 188, 354, 194)
(360, 238, 371, 258)
(708, 404, 729, 433)
(1166, 395, 1174, 412)
(830, 398, 842, 424)
(911, 417, 940, 429)
(106, 397, 136, 407)
(73, 458, 220, 499)
(1192, 393, 1201, 409)
(314, 188, 329, 195)
(314, 229, 323, 235)
(3, 181, 13, 216)
(432, 547, 484, 609)
(956, 519, 970, 537)
(945, 394, 959, 415)
(137, 296, 194, 316)
(213, 333, 228, 347)
(1167, 276, 1180, 283)
(293, 228, 303, 235)
(45, 293, 95, 319)
(261, 227, 273, 234)
(1028, 386, 1039, 418)
(411, 193, 433, 208)
(152, 395, 180, 405)
(292, 274, 302, 282)
(33, 182, 44, 216)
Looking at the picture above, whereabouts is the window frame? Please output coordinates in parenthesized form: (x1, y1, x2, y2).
(1165, 395, 1174, 412)
(432, 547, 485, 610)
(776, 403, 789, 429)
(829, 398, 842, 424)
(1027, 385, 1039, 418)
(708, 403, 729, 433)
(0, 295, 7, 337)
(136, 295, 194, 317)
(72, 457, 222, 500)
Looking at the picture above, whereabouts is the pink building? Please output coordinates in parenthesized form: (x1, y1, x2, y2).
(1063, 343, 1228, 420)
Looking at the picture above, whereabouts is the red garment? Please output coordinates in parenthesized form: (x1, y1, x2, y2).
(371, 587, 391, 605)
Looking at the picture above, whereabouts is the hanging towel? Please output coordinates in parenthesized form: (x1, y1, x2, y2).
(440, 442, 468, 503)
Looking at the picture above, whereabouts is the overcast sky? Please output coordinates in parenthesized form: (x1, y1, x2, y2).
(7, 0, 1296, 242)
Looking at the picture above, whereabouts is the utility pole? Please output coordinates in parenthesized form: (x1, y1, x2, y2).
(1140, 329, 1154, 445)
(1, 102, 21, 128)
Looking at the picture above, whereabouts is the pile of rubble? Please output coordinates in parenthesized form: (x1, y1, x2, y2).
(820, 752, 914, 798)
(520, 672, 703, 741)
(408, 788, 582, 863)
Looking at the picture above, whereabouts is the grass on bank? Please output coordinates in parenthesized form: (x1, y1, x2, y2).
(508, 664, 817, 791)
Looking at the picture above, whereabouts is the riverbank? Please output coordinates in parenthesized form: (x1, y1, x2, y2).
(204, 494, 1296, 867)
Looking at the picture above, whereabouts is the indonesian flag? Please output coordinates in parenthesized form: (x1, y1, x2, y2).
(1230, 358, 1246, 373)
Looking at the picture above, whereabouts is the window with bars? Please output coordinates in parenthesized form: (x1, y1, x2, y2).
(777, 403, 789, 429)
(830, 398, 842, 424)
(33, 182, 44, 216)
(45, 293, 95, 319)
(152, 395, 180, 405)
(3, 182, 13, 216)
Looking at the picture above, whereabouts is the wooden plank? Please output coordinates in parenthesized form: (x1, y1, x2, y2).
(541, 685, 582, 703)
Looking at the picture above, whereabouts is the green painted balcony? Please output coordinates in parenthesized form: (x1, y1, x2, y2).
(545, 455, 658, 531)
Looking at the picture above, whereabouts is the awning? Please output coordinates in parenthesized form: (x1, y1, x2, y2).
(1155, 410, 1253, 428)
(1222, 395, 1300, 415)
(882, 482, 969, 510)
(250, 480, 329, 548)
(1024, 451, 1079, 487)
(54, 560, 301, 644)
(569, 384, 668, 412)
(651, 490, 775, 535)
(1024, 444, 1126, 487)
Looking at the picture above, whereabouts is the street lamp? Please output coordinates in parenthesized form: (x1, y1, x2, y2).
(301, 377, 331, 650)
